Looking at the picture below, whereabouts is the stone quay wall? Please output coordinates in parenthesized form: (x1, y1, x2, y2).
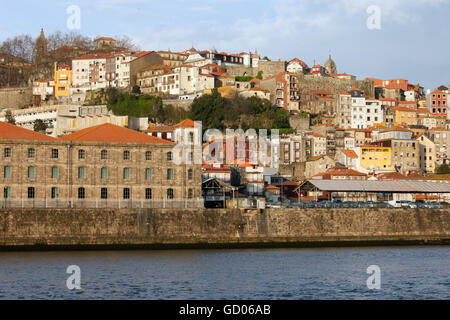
(0, 208, 449, 249)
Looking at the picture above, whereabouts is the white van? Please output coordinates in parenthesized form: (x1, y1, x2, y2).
(388, 200, 417, 208)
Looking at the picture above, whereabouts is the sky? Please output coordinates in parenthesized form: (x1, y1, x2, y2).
(0, 0, 449, 90)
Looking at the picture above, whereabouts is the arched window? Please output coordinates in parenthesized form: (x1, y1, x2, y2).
(78, 187, 86, 199)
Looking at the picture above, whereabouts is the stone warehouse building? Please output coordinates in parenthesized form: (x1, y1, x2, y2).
(0, 122, 202, 208)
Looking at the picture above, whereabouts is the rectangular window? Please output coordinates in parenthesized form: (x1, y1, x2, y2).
(123, 188, 130, 200)
(145, 168, 152, 180)
(167, 169, 174, 180)
(28, 166, 36, 179)
(101, 168, 108, 179)
(51, 167, 59, 179)
(28, 148, 35, 158)
(51, 149, 59, 159)
(4, 187, 11, 199)
(145, 188, 152, 200)
(28, 187, 35, 199)
(4, 166, 11, 178)
(123, 168, 131, 180)
(101, 188, 108, 199)
(4, 148, 11, 158)
(78, 188, 86, 199)
(51, 187, 59, 199)
(78, 167, 86, 179)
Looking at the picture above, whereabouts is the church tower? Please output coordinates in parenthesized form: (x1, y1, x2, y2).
(35, 29, 48, 66)
(324, 54, 337, 74)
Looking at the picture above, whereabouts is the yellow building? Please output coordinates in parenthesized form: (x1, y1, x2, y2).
(158, 51, 188, 67)
(392, 107, 417, 126)
(360, 145, 393, 171)
(54, 63, 72, 99)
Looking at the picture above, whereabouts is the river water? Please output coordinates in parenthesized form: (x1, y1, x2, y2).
(0, 246, 448, 300)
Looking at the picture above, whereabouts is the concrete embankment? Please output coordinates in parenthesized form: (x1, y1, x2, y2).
(0, 208, 449, 250)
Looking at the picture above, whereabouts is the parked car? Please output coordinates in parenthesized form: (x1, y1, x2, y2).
(429, 202, 444, 209)
(377, 202, 392, 208)
(388, 200, 412, 208)
(365, 201, 376, 208)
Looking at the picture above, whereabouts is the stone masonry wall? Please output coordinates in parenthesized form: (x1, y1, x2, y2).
(0, 208, 449, 248)
(0, 88, 32, 109)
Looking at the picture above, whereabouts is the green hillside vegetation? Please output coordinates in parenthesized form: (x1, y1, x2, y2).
(105, 88, 293, 131)
(190, 89, 292, 131)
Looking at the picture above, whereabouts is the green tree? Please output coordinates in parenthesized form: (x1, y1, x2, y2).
(436, 164, 450, 174)
(105, 87, 120, 106)
(33, 119, 47, 132)
(190, 89, 226, 129)
(256, 71, 263, 80)
(154, 98, 165, 122)
(132, 85, 141, 94)
(5, 110, 15, 125)
(107, 93, 160, 118)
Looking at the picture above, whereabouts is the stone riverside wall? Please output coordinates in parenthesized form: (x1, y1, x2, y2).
(0, 88, 32, 109)
(0, 208, 449, 249)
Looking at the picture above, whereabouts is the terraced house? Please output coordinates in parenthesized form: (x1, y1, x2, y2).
(0, 122, 202, 208)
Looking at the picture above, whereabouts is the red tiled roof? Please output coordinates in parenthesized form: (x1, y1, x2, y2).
(173, 119, 197, 128)
(341, 149, 358, 158)
(59, 123, 174, 144)
(326, 169, 366, 176)
(95, 37, 116, 42)
(392, 107, 417, 112)
(416, 108, 430, 114)
(0, 122, 56, 141)
(73, 53, 115, 60)
(288, 58, 307, 68)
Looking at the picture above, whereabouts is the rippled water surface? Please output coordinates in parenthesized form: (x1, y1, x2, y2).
(0, 246, 449, 300)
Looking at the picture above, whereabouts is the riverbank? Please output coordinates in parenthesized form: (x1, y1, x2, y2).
(0, 208, 449, 251)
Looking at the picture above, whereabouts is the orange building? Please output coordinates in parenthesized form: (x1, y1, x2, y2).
(54, 63, 72, 99)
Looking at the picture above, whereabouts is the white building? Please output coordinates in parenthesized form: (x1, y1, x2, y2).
(337, 92, 352, 129)
(72, 53, 113, 92)
(179, 65, 215, 95)
(0, 105, 128, 137)
(351, 98, 382, 129)
(286, 58, 308, 73)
